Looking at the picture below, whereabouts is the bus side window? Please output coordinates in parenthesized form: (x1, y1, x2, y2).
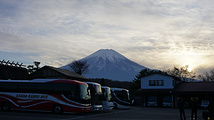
(18, 83, 36, 93)
(1, 83, 18, 92)
(64, 90, 79, 100)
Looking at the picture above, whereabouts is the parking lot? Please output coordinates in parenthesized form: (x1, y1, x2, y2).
(0, 107, 204, 120)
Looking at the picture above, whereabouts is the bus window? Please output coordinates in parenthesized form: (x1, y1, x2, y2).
(95, 84, 102, 94)
(111, 88, 130, 109)
(80, 85, 91, 100)
(106, 87, 111, 101)
(1, 83, 18, 92)
(114, 91, 129, 102)
(63, 90, 79, 100)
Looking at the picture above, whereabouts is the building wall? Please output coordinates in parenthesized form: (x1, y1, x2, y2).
(141, 74, 174, 89)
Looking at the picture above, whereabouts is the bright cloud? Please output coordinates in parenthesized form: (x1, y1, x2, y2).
(0, 0, 214, 75)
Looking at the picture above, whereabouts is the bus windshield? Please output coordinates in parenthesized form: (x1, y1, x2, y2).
(114, 90, 130, 102)
(94, 84, 102, 94)
(102, 87, 111, 101)
(105, 87, 111, 101)
(80, 84, 91, 100)
(60, 84, 90, 104)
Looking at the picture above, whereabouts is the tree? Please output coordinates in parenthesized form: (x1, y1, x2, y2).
(27, 61, 41, 74)
(198, 68, 214, 81)
(68, 60, 89, 75)
(33, 61, 40, 69)
(164, 66, 196, 81)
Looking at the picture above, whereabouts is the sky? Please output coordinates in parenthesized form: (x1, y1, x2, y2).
(1, 0, 214, 75)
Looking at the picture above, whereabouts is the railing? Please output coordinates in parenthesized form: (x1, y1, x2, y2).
(0, 59, 25, 68)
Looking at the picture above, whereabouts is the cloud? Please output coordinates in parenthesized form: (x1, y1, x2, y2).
(0, 0, 214, 75)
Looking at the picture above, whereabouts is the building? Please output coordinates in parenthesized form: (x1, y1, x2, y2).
(140, 73, 181, 107)
(30, 66, 88, 81)
(140, 73, 214, 108)
(175, 82, 214, 107)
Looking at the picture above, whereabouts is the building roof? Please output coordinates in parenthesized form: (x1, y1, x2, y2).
(175, 82, 214, 92)
(49, 66, 88, 79)
(31, 66, 88, 80)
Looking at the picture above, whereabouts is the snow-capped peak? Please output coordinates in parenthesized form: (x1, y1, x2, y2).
(83, 49, 127, 62)
(61, 49, 148, 81)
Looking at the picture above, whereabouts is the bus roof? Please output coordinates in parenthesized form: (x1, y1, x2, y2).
(0, 79, 87, 85)
(84, 82, 101, 86)
(110, 87, 129, 91)
(101, 86, 110, 89)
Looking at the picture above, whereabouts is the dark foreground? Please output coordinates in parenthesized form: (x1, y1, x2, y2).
(0, 107, 204, 120)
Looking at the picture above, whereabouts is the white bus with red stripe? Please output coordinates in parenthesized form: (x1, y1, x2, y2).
(0, 79, 91, 114)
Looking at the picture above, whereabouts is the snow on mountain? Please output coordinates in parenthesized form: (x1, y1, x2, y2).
(61, 49, 148, 81)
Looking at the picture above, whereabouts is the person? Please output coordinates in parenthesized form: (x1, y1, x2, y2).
(191, 97, 198, 120)
(178, 97, 186, 120)
(208, 98, 214, 120)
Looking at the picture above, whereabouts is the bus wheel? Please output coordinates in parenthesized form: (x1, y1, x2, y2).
(113, 103, 117, 109)
(1, 102, 11, 111)
(52, 105, 63, 114)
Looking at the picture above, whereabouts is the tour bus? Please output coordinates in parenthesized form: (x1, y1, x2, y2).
(101, 86, 114, 110)
(85, 82, 103, 111)
(0, 79, 91, 114)
(111, 88, 130, 109)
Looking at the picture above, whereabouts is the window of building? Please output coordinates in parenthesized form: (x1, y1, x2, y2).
(163, 96, 172, 102)
(149, 80, 156, 86)
(157, 80, 164, 86)
(149, 80, 164, 86)
(148, 95, 157, 102)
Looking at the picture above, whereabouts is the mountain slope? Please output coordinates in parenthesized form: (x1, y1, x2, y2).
(61, 49, 148, 81)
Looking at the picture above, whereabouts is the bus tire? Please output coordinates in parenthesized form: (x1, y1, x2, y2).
(52, 105, 63, 114)
(113, 103, 117, 109)
(1, 102, 11, 112)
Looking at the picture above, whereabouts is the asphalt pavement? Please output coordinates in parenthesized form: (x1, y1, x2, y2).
(78, 107, 204, 120)
(0, 106, 205, 120)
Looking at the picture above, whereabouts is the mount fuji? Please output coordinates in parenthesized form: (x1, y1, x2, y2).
(61, 49, 148, 81)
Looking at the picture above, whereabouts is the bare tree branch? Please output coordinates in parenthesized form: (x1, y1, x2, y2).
(199, 68, 214, 81)
(68, 60, 89, 75)
(165, 66, 196, 81)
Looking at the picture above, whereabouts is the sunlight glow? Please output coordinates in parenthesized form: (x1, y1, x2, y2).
(167, 43, 206, 72)
(186, 65, 193, 72)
